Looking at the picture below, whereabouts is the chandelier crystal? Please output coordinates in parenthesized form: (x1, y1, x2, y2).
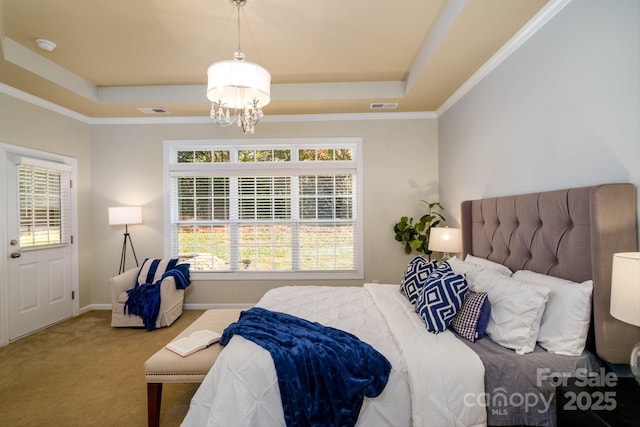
(207, 0, 271, 134)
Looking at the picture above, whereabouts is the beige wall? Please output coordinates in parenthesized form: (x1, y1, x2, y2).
(90, 118, 438, 306)
(1, 90, 438, 309)
(0, 93, 94, 307)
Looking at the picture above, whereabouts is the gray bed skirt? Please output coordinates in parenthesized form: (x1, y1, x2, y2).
(460, 336, 601, 427)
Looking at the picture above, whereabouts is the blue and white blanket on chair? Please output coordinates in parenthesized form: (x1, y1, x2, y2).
(124, 258, 190, 330)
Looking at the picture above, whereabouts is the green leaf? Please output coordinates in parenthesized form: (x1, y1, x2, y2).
(394, 200, 449, 255)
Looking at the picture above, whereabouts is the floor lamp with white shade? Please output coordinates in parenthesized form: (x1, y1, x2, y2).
(108, 206, 142, 274)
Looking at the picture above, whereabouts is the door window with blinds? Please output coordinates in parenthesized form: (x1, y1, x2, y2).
(165, 138, 363, 279)
(15, 159, 71, 249)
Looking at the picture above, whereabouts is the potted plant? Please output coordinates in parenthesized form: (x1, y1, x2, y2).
(393, 201, 445, 257)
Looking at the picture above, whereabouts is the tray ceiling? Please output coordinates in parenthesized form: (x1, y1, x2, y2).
(0, 0, 552, 119)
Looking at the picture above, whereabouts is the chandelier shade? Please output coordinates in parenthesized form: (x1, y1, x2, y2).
(206, 0, 270, 134)
(206, 59, 271, 109)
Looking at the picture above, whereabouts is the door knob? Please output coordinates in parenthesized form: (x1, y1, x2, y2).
(10, 252, 21, 258)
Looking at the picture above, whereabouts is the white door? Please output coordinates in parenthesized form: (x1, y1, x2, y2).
(6, 155, 73, 340)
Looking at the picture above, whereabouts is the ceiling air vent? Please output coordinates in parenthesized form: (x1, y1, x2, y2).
(369, 102, 398, 110)
(137, 107, 169, 114)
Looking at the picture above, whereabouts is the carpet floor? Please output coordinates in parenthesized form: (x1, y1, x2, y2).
(0, 310, 206, 427)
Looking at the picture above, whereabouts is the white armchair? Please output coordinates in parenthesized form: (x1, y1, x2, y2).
(109, 267, 184, 328)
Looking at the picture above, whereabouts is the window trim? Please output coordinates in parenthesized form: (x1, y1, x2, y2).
(163, 137, 364, 280)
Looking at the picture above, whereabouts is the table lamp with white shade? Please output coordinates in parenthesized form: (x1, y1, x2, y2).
(108, 206, 142, 274)
(610, 252, 640, 385)
(428, 226, 462, 260)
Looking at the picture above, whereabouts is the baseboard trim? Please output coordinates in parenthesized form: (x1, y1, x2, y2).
(80, 303, 253, 313)
(184, 303, 254, 310)
(84, 304, 111, 312)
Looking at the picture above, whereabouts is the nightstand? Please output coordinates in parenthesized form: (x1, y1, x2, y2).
(556, 376, 640, 426)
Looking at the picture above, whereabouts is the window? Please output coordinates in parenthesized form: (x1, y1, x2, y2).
(165, 138, 363, 279)
(17, 162, 71, 249)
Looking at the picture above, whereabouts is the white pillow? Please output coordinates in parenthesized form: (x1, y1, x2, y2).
(447, 257, 483, 278)
(512, 270, 593, 356)
(465, 254, 513, 276)
(470, 269, 550, 354)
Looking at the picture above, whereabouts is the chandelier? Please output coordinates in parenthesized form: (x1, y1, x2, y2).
(207, 0, 271, 134)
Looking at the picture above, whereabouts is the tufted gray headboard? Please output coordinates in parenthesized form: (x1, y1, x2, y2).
(461, 184, 639, 364)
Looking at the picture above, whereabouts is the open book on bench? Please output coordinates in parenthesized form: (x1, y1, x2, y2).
(165, 330, 222, 357)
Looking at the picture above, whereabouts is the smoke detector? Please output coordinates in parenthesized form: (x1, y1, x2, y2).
(35, 39, 57, 52)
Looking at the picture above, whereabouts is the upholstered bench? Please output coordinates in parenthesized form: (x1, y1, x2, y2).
(144, 308, 242, 427)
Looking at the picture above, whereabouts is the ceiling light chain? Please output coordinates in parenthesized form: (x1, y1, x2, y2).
(207, 0, 270, 134)
(235, 0, 242, 56)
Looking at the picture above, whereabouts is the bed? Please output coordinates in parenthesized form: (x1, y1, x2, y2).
(182, 183, 639, 427)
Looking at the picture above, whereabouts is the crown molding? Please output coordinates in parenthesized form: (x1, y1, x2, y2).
(90, 111, 437, 125)
(0, 82, 91, 122)
(0, 83, 436, 124)
(437, 0, 572, 116)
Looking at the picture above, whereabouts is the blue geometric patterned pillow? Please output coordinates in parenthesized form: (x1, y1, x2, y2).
(416, 272, 469, 333)
(431, 261, 453, 277)
(400, 256, 438, 305)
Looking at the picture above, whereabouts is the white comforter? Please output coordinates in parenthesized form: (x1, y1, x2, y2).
(182, 284, 486, 427)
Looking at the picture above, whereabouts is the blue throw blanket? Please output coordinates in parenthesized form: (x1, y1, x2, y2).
(124, 263, 190, 331)
(220, 307, 391, 427)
